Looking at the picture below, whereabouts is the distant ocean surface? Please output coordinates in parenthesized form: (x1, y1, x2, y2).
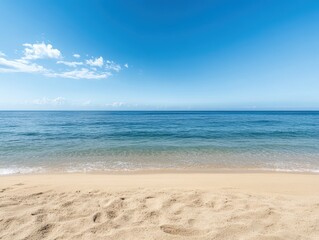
(0, 111, 319, 175)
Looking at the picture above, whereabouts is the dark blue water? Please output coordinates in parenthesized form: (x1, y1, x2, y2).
(0, 111, 319, 174)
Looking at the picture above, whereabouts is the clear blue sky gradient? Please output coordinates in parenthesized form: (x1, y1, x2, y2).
(0, 0, 319, 110)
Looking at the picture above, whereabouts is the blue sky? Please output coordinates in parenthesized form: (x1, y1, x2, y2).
(0, 0, 319, 110)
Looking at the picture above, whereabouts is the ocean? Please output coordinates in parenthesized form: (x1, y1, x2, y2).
(0, 111, 319, 175)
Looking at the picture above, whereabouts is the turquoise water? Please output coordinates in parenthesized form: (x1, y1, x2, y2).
(0, 111, 319, 174)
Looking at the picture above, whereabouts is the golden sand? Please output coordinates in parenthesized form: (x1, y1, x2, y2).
(0, 173, 318, 239)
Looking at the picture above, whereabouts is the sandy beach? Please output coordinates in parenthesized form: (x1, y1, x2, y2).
(0, 172, 318, 239)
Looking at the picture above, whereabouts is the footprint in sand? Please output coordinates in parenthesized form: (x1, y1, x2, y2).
(92, 212, 102, 223)
(160, 224, 208, 236)
(13, 183, 24, 186)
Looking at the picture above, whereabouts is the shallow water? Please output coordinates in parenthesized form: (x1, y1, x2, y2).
(0, 111, 319, 174)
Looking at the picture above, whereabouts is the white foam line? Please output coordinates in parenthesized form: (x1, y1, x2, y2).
(0, 167, 44, 175)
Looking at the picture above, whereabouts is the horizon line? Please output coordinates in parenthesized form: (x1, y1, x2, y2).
(1, 109, 319, 112)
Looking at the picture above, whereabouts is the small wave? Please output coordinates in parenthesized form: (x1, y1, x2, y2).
(273, 168, 319, 173)
(0, 167, 44, 175)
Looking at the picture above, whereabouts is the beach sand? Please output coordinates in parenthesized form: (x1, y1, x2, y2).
(0, 173, 318, 239)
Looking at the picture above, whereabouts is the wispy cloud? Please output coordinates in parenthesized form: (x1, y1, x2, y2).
(86, 56, 103, 67)
(106, 102, 126, 107)
(32, 97, 66, 105)
(105, 60, 121, 72)
(0, 42, 128, 80)
(0, 57, 47, 73)
(47, 68, 111, 79)
(57, 60, 83, 67)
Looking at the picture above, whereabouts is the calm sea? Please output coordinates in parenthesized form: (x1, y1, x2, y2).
(0, 111, 319, 175)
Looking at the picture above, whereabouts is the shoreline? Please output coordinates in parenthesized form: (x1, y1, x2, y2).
(1, 166, 319, 177)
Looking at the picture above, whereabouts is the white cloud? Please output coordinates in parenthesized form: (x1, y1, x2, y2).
(86, 56, 103, 67)
(57, 60, 83, 67)
(0, 42, 124, 80)
(23, 43, 61, 60)
(105, 60, 121, 72)
(47, 68, 111, 79)
(111, 102, 125, 107)
(105, 102, 126, 108)
(32, 97, 66, 105)
(0, 56, 47, 73)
